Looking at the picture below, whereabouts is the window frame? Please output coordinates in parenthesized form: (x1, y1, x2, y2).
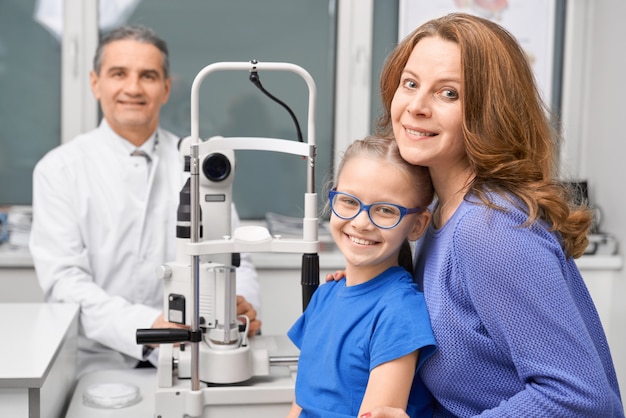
(61, 0, 99, 143)
(62, 0, 376, 219)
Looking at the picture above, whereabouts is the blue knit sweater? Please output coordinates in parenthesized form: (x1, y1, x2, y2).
(414, 193, 623, 417)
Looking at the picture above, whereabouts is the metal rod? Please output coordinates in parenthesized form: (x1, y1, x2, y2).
(269, 356, 300, 367)
(190, 62, 317, 193)
(189, 144, 201, 392)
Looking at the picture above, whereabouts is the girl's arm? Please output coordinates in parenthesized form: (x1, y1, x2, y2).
(360, 407, 409, 418)
(286, 400, 302, 418)
(358, 350, 419, 416)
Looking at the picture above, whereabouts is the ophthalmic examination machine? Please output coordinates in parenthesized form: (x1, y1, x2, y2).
(133, 60, 320, 417)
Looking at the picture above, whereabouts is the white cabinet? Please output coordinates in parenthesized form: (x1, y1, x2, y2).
(251, 251, 345, 336)
(575, 256, 624, 346)
(0, 247, 42, 302)
(0, 267, 42, 302)
(0, 303, 78, 418)
(1, 247, 623, 393)
(0, 248, 621, 337)
(0, 247, 345, 334)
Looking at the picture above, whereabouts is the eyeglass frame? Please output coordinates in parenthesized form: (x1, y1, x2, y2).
(328, 188, 424, 229)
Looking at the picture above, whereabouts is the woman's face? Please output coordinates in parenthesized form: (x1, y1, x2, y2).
(390, 36, 466, 176)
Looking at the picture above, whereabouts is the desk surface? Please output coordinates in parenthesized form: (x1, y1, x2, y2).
(65, 368, 157, 418)
(0, 303, 78, 388)
(1, 244, 622, 271)
(66, 335, 298, 418)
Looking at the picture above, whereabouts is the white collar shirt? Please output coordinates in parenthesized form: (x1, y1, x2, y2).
(29, 120, 260, 375)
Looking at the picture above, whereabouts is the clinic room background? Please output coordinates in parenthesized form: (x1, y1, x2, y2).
(0, 0, 624, 416)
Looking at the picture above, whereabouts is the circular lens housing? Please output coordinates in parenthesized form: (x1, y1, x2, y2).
(202, 153, 231, 182)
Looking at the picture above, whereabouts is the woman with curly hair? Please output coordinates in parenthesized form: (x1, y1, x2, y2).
(359, 12, 623, 417)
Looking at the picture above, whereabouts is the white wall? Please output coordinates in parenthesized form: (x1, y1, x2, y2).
(580, 0, 626, 253)
(562, 0, 626, 396)
(564, 0, 626, 246)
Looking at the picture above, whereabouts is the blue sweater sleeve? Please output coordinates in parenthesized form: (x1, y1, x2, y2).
(453, 204, 621, 416)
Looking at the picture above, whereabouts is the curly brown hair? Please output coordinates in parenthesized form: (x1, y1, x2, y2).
(376, 13, 592, 259)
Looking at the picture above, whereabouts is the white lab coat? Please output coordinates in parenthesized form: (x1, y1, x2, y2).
(29, 120, 260, 376)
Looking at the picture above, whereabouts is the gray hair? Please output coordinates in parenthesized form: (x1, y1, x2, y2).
(93, 25, 170, 78)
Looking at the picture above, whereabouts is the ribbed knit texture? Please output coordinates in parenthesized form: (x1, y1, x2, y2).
(415, 193, 624, 417)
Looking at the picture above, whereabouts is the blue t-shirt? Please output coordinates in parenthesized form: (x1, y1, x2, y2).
(288, 266, 437, 418)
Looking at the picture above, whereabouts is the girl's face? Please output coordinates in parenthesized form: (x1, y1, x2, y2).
(390, 36, 466, 178)
(330, 156, 429, 284)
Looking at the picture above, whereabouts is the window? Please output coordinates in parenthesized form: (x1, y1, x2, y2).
(0, 0, 62, 205)
(0, 0, 400, 221)
(123, 0, 336, 219)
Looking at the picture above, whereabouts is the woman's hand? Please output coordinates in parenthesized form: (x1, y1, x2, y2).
(360, 407, 410, 418)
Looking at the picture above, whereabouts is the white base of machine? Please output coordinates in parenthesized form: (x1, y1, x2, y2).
(65, 335, 298, 418)
(154, 366, 295, 417)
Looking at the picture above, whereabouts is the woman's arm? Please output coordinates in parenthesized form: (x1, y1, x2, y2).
(358, 350, 419, 416)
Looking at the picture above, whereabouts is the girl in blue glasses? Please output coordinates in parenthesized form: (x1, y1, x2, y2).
(287, 136, 437, 418)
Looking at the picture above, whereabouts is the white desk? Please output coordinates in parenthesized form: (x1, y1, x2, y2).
(0, 303, 78, 418)
(65, 367, 297, 418)
(1, 247, 624, 402)
(65, 335, 297, 418)
(65, 369, 157, 418)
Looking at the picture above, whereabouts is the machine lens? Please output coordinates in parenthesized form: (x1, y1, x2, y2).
(202, 153, 231, 182)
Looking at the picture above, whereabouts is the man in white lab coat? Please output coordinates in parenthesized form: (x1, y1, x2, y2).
(29, 25, 261, 376)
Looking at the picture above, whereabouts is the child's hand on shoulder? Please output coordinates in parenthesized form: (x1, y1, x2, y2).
(360, 407, 409, 418)
(325, 270, 346, 282)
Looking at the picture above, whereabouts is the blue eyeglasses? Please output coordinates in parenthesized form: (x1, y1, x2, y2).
(328, 189, 423, 229)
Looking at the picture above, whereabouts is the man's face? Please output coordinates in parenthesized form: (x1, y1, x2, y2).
(90, 39, 171, 144)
